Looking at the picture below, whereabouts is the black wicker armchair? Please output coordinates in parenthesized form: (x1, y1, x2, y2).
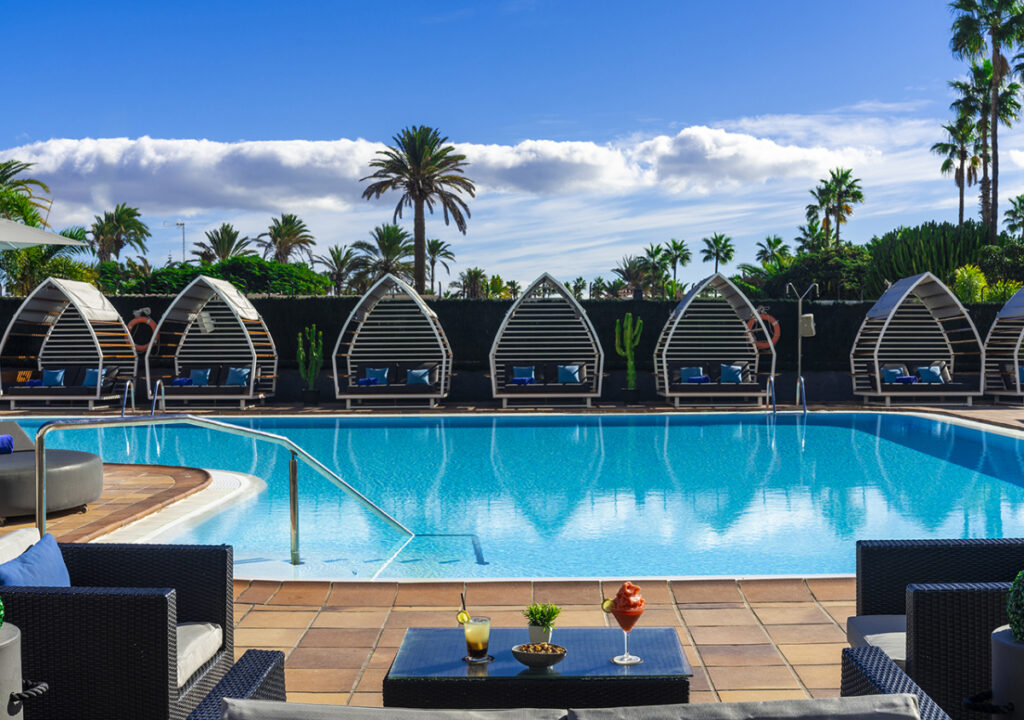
(842, 646, 950, 720)
(853, 538, 1024, 720)
(1, 543, 233, 720)
(186, 649, 286, 720)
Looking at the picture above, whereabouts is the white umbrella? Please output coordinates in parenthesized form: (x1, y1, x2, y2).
(0, 217, 87, 250)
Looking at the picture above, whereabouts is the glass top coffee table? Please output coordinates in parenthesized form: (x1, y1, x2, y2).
(383, 627, 692, 709)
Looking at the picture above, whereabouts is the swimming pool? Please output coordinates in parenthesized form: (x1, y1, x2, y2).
(18, 412, 1024, 579)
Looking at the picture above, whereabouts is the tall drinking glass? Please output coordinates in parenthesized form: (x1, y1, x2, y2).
(463, 616, 492, 663)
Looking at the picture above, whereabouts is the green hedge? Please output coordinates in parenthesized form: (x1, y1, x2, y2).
(0, 295, 1003, 374)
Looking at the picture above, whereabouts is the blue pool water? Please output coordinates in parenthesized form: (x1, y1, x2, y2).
(17, 413, 1024, 579)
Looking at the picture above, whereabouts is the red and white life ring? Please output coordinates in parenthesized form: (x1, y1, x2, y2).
(747, 313, 781, 350)
(127, 316, 159, 353)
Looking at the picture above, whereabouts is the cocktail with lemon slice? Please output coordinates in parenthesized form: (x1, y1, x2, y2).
(601, 581, 646, 665)
(456, 605, 492, 663)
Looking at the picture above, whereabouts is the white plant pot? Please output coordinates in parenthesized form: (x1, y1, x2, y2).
(528, 625, 552, 644)
(992, 625, 1024, 719)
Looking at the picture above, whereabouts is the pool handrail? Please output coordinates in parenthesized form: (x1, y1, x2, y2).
(766, 376, 776, 416)
(797, 375, 808, 415)
(33, 414, 414, 565)
(151, 379, 166, 415)
(120, 379, 135, 417)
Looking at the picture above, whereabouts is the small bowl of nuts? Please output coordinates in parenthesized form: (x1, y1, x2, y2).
(511, 642, 567, 669)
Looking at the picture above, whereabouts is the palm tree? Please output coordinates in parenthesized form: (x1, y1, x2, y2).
(824, 168, 865, 244)
(507, 280, 522, 299)
(450, 267, 487, 299)
(0, 187, 43, 226)
(353, 224, 415, 283)
(570, 276, 587, 300)
(425, 238, 456, 295)
(754, 235, 791, 266)
(1004, 194, 1024, 239)
(932, 117, 982, 226)
(361, 126, 476, 294)
(315, 244, 359, 295)
(589, 276, 606, 299)
(951, 0, 1024, 240)
(641, 242, 670, 297)
(89, 203, 151, 262)
(256, 214, 315, 263)
(700, 233, 735, 273)
(663, 238, 692, 284)
(611, 255, 648, 299)
(604, 278, 627, 299)
(794, 216, 829, 254)
(192, 223, 255, 263)
(805, 183, 834, 245)
(0, 160, 51, 221)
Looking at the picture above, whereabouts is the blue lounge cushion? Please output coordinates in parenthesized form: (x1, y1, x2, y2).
(407, 368, 431, 386)
(0, 533, 70, 587)
(356, 377, 379, 387)
(720, 364, 743, 384)
(509, 377, 535, 385)
(25, 379, 42, 387)
(557, 365, 580, 383)
(512, 365, 535, 381)
(895, 376, 918, 384)
(82, 367, 106, 388)
(688, 375, 711, 384)
(171, 377, 193, 386)
(225, 367, 251, 387)
(190, 368, 211, 386)
(365, 367, 389, 386)
(881, 368, 903, 384)
(679, 366, 703, 382)
(917, 366, 944, 384)
(42, 369, 65, 387)
(0, 435, 12, 454)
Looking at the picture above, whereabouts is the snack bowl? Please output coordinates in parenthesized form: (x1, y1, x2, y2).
(511, 643, 567, 669)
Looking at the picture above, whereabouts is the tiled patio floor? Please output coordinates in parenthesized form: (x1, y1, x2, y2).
(232, 577, 855, 706)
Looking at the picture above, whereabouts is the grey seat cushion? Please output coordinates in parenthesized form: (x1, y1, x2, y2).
(569, 694, 921, 719)
(0, 448, 104, 518)
(177, 622, 223, 687)
(222, 700, 567, 719)
(846, 614, 907, 669)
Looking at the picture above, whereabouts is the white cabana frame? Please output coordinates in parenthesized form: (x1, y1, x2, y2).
(0, 278, 136, 409)
(983, 286, 1024, 401)
(653, 273, 776, 407)
(849, 272, 984, 406)
(333, 274, 453, 408)
(489, 273, 604, 407)
(145, 275, 277, 409)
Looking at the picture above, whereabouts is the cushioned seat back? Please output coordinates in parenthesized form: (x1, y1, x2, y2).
(505, 362, 541, 384)
(399, 362, 439, 386)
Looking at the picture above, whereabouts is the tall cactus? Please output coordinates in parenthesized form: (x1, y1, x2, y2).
(615, 312, 643, 390)
(296, 324, 324, 390)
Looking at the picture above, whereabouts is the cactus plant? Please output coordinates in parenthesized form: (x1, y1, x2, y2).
(615, 312, 643, 390)
(1008, 570, 1024, 641)
(296, 324, 324, 391)
(0, 594, 4, 629)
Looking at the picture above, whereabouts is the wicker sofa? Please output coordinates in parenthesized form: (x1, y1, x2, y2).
(847, 538, 1024, 720)
(1, 541, 234, 720)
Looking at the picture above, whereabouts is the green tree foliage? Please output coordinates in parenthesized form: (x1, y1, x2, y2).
(361, 125, 476, 293)
(1004, 193, 1024, 239)
(314, 244, 359, 295)
(88, 203, 151, 262)
(0, 160, 51, 222)
(426, 238, 455, 295)
(193, 223, 255, 263)
(932, 116, 981, 226)
(700, 233, 735, 273)
(952, 263, 989, 302)
(664, 238, 691, 284)
(256, 214, 315, 263)
(863, 220, 991, 295)
(762, 245, 871, 300)
(450, 266, 487, 298)
(124, 256, 329, 295)
(353, 224, 414, 284)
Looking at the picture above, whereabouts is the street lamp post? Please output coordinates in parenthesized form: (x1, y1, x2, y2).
(785, 282, 819, 404)
(176, 221, 185, 263)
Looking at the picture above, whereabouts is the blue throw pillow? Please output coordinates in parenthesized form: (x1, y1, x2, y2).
(171, 377, 193, 386)
(1018, 365, 1024, 385)
(26, 379, 42, 387)
(881, 368, 902, 384)
(918, 366, 944, 384)
(82, 367, 105, 388)
(0, 533, 70, 587)
(190, 368, 211, 386)
(720, 364, 743, 384)
(512, 365, 535, 381)
(42, 369, 65, 387)
(557, 365, 580, 383)
(366, 367, 389, 386)
(225, 367, 251, 386)
(0, 435, 12, 454)
(407, 368, 431, 386)
(679, 366, 703, 382)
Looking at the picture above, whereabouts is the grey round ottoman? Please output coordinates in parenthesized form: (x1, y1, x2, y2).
(0, 449, 103, 521)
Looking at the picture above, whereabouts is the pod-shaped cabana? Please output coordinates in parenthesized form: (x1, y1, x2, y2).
(333, 273, 453, 408)
(850, 272, 984, 405)
(983, 286, 1024, 401)
(145, 275, 277, 408)
(489, 273, 603, 407)
(653, 272, 776, 407)
(0, 277, 136, 409)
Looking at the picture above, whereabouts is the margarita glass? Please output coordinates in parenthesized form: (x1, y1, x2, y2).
(604, 582, 645, 665)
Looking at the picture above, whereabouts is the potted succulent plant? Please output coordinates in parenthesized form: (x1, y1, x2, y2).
(296, 324, 324, 405)
(991, 570, 1024, 713)
(523, 602, 560, 644)
(615, 312, 643, 402)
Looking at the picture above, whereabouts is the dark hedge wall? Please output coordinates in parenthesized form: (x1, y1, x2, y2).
(0, 295, 1003, 374)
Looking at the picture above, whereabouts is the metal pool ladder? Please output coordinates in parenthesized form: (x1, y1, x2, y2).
(33, 415, 414, 566)
(797, 375, 808, 415)
(765, 376, 777, 416)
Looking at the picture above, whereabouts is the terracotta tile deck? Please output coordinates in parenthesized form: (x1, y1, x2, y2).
(231, 577, 855, 706)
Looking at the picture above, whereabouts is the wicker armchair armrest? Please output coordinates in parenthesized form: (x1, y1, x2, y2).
(1, 585, 176, 719)
(856, 538, 1024, 615)
(841, 646, 950, 720)
(60, 543, 232, 634)
(906, 582, 1010, 720)
(186, 650, 287, 720)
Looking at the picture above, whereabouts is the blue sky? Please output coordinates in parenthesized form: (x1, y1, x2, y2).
(2, 0, 1012, 287)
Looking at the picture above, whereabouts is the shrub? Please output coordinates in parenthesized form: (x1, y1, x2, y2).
(952, 265, 988, 303)
(1008, 570, 1024, 641)
(864, 221, 991, 296)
